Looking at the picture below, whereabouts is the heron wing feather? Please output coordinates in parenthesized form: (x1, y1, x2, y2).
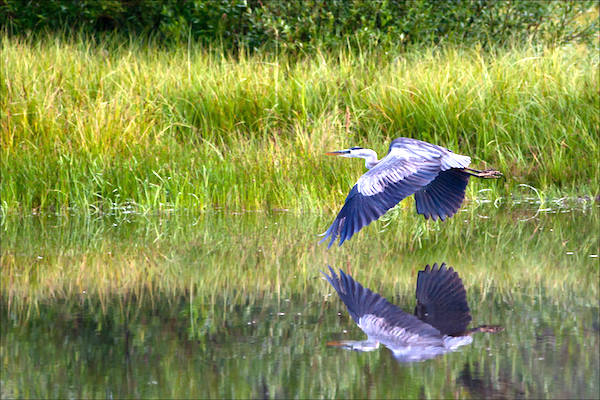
(414, 263, 472, 336)
(414, 169, 470, 220)
(389, 137, 471, 171)
(322, 267, 442, 344)
(356, 146, 440, 196)
(321, 137, 471, 247)
(389, 137, 471, 170)
(321, 163, 439, 247)
(321, 156, 440, 247)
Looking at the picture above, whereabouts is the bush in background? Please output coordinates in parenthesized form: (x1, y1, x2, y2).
(2, 0, 598, 51)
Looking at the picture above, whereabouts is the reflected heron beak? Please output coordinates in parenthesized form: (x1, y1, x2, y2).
(326, 339, 380, 351)
(326, 340, 350, 347)
(327, 340, 359, 350)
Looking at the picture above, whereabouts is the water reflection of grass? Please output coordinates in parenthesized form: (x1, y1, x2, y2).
(2, 203, 597, 317)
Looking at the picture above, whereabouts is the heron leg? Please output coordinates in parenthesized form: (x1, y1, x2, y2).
(466, 325, 504, 334)
(462, 167, 503, 179)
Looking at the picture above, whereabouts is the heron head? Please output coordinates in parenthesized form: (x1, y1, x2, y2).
(325, 147, 379, 169)
(325, 146, 363, 158)
(326, 147, 377, 159)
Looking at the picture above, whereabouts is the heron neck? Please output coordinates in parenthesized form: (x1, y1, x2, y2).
(364, 156, 379, 169)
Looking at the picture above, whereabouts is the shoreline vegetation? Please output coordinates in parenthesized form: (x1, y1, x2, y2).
(2, 33, 598, 216)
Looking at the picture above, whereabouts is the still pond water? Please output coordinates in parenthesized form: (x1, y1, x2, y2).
(1, 200, 599, 398)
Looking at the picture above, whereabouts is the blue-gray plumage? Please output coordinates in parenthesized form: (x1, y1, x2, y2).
(321, 137, 501, 247)
(322, 263, 502, 362)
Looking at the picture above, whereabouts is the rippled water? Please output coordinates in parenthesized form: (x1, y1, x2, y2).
(1, 201, 599, 398)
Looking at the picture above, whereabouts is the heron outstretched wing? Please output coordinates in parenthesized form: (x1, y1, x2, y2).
(414, 169, 470, 221)
(322, 267, 442, 345)
(321, 138, 470, 247)
(414, 263, 472, 336)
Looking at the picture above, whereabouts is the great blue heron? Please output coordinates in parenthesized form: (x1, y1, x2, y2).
(321, 137, 502, 247)
(322, 263, 502, 362)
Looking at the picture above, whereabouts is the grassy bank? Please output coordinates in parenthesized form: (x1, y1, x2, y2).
(1, 34, 598, 214)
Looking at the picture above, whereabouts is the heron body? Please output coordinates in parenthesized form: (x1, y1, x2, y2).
(322, 263, 502, 362)
(322, 137, 502, 247)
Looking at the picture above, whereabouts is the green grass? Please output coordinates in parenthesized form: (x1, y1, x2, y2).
(1, 33, 598, 214)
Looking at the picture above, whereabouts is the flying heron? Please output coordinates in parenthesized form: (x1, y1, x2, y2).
(321, 137, 502, 247)
(322, 263, 502, 362)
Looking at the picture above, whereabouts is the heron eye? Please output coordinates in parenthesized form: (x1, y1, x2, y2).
(350, 146, 362, 150)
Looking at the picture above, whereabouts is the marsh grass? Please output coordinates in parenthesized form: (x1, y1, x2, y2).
(2, 33, 598, 214)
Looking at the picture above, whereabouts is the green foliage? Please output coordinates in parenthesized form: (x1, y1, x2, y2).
(2, 0, 598, 51)
(1, 34, 598, 214)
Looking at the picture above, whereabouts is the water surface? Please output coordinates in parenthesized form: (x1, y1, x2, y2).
(2, 201, 598, 398)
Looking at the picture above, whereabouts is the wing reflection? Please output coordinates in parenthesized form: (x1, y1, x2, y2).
(328, 335, 473, 362)
(323, 263, 502, 363)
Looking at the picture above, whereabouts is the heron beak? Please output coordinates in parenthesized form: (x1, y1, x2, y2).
(325, 150, 350, 156)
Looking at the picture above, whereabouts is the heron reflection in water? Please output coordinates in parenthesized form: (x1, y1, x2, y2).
(321, 137, 502, 247)
(322, 263, 502, 362)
